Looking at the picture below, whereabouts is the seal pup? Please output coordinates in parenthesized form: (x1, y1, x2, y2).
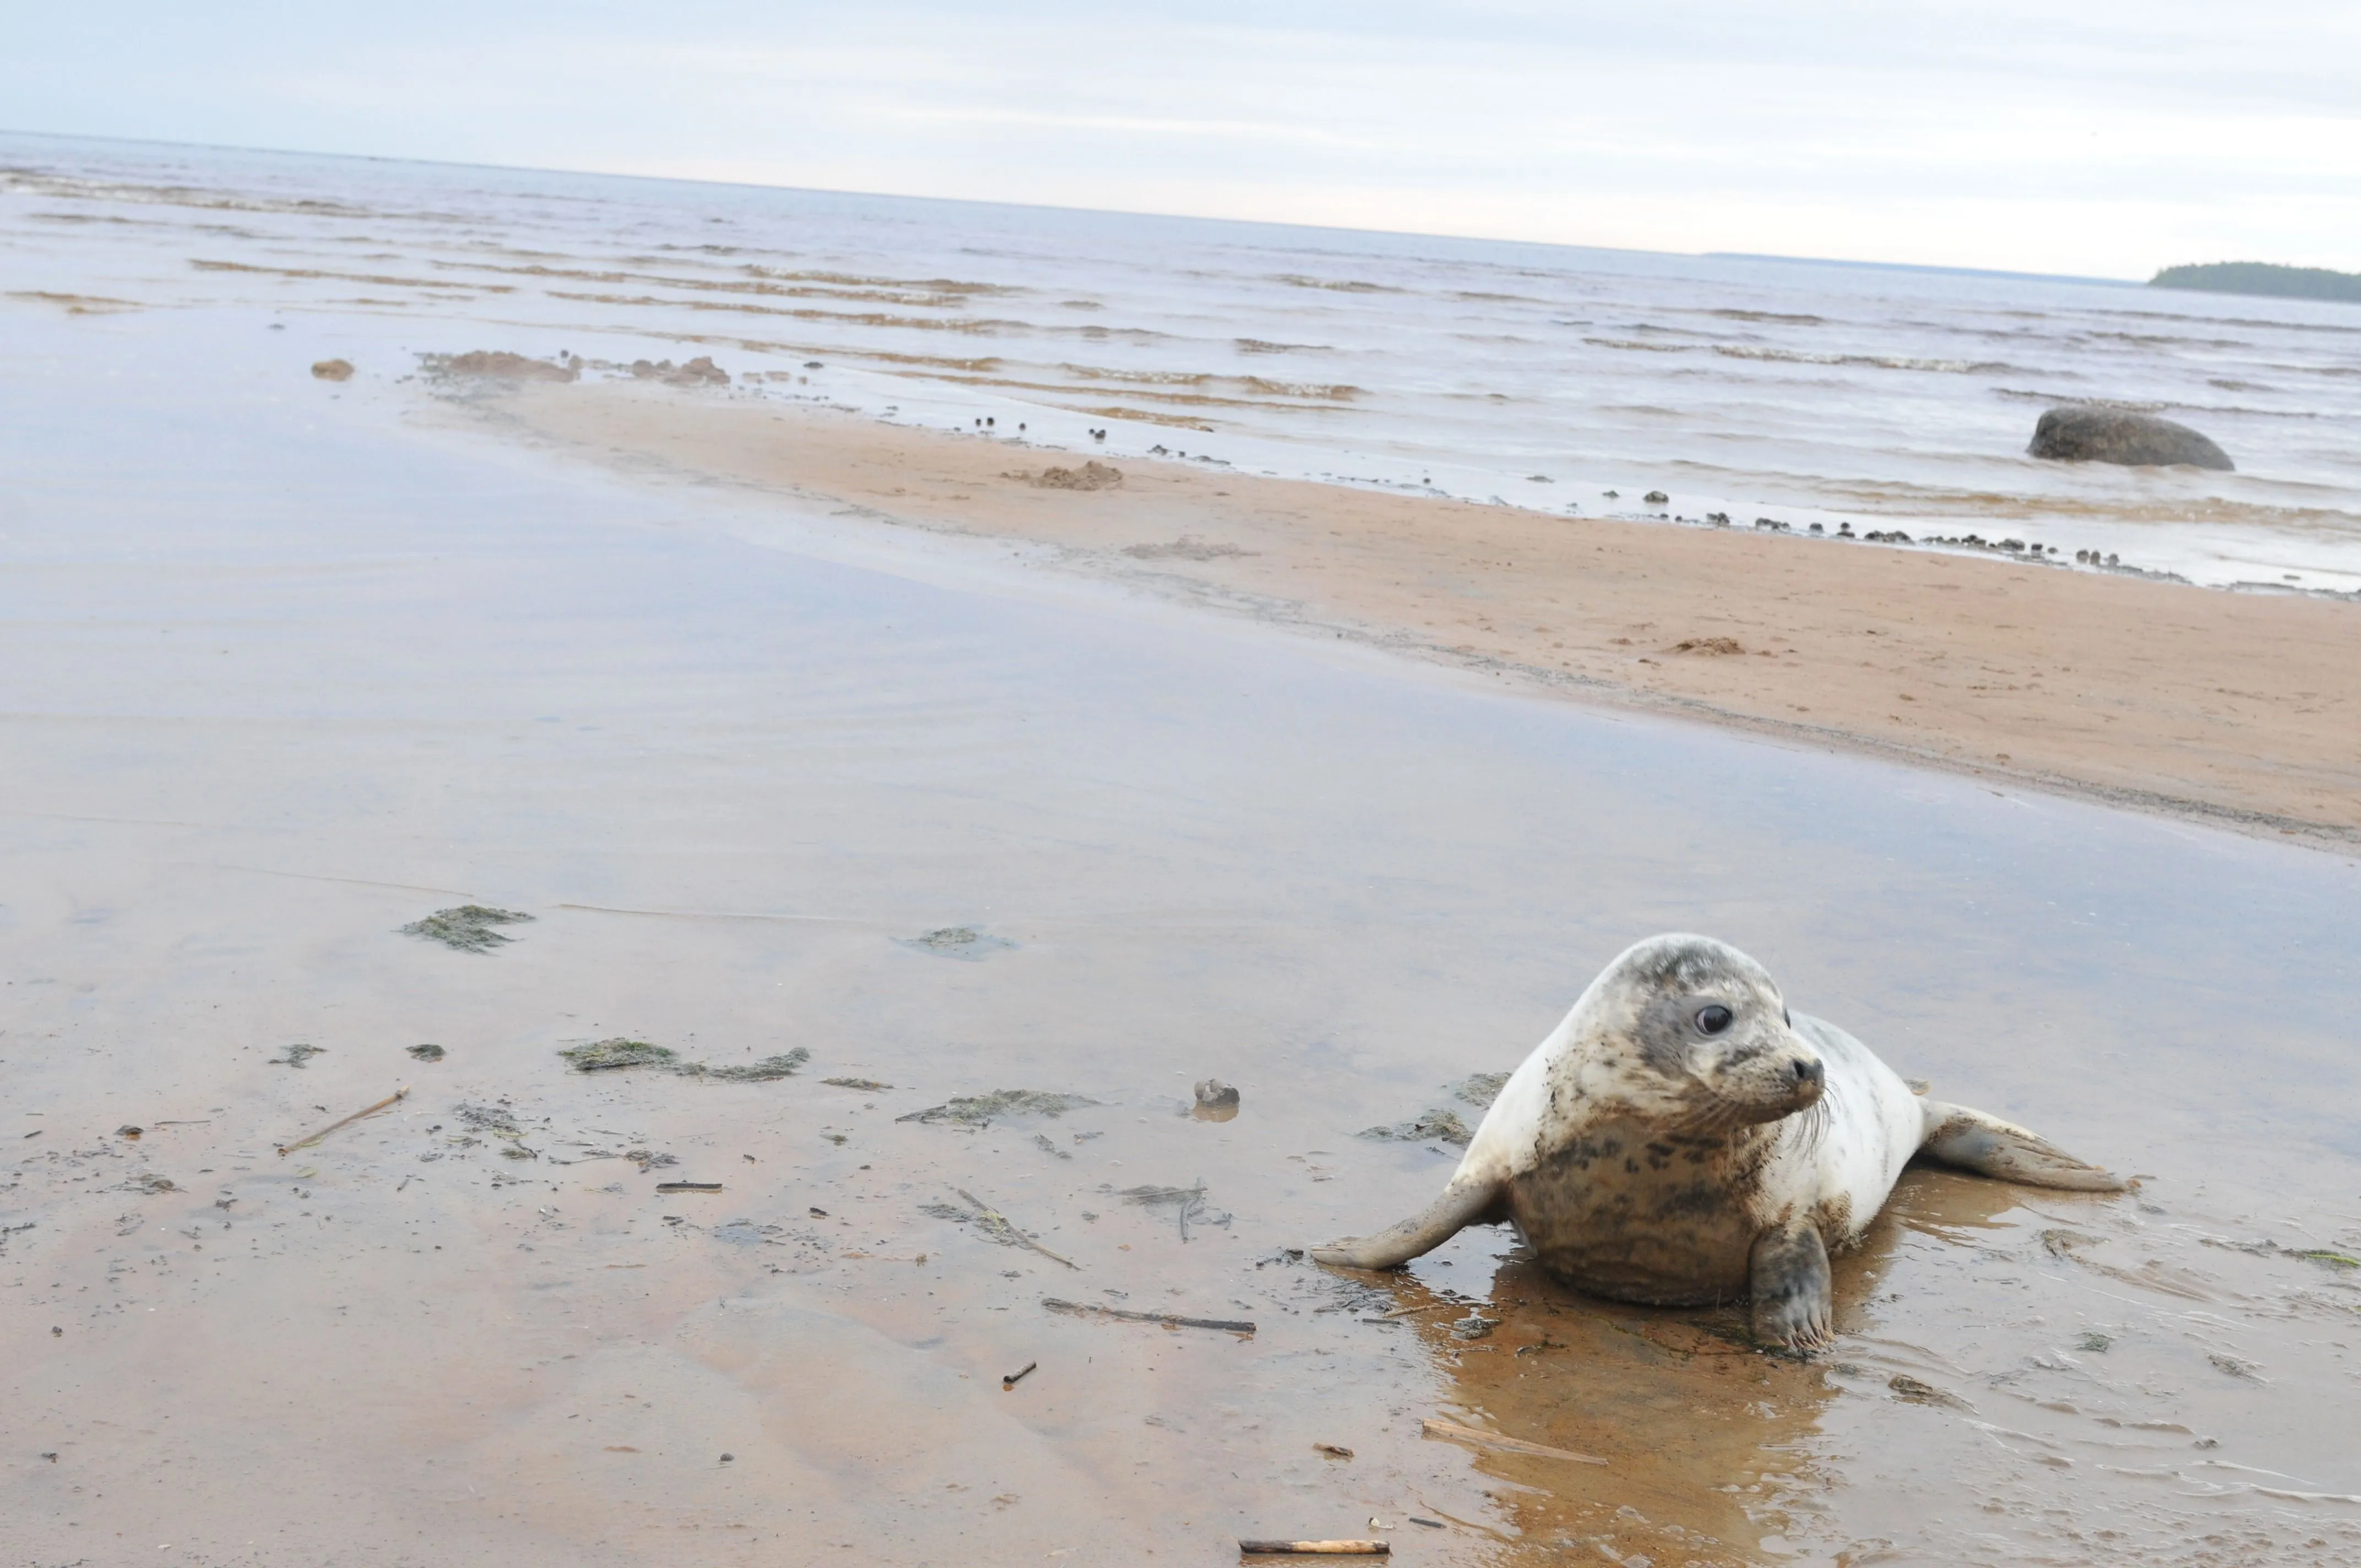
(1312, 934, 2124, 1348)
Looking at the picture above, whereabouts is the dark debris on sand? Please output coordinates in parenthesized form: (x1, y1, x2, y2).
(1113, 1179, 1232, 1240)
(1359, 1071, 1514, 1145)
(1452, 1071, 1512, 1107)
(896, 1090, 1102, 1128)
(698, 1052, 813, 1082)
(1359, 1108, 1473, 1146)
(895, 926, 1017, 961)
(401, 905, 535, 954)
(920, 1189, 1078, 1268)
(561, 1039, 679, 1072)
(558, 1040, 809, 1081)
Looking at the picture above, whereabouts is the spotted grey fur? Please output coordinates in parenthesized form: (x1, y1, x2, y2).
(1311, 934, 2125, 1348)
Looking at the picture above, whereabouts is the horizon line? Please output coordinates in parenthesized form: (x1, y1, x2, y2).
(4, 123, 2153, 286)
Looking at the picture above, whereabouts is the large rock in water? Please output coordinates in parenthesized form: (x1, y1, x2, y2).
(2028, 406, 2233, 471)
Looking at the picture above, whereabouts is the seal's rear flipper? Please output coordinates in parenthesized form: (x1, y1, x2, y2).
(1309, 1178, 1503, 1270)
(1918, 1101, 2128, 1191)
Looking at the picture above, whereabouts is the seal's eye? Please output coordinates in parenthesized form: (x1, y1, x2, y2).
(1695, 1004, 1734, 1035)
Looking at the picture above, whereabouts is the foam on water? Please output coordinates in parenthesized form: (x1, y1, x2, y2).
(5, 129, 2360, 591)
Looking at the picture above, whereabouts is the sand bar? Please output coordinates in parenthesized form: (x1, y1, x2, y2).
(476, 377, 2361, 841)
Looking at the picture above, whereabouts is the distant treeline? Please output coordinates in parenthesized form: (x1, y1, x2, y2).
(2150, 261, 2361, 303)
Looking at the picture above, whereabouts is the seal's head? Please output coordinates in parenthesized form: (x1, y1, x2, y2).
(1578, 933, 1823, 1129)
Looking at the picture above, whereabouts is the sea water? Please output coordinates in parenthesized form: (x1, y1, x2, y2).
(5, 129, 2358, 591)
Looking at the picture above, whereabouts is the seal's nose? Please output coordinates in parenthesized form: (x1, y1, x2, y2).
(1791, 1057, 1825, 1097)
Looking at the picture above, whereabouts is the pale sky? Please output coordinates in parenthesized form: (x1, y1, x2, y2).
(7, 1, 2358, 277)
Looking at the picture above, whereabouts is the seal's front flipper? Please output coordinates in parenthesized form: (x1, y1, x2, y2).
(1918, 1101, 2128, 1192)
(1749, 1222, 1832, 1350)
(1310, 1178, 1502, 1270)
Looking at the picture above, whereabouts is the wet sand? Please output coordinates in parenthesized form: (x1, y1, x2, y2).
(4, 312, 2361, 1568)
(469, 376, 2361, 842)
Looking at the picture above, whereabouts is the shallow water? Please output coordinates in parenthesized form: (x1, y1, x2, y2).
(4, 131, 2360, 592)
(3, 285, 2360, 1568)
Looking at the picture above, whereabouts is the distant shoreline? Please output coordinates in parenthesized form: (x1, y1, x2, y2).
(1704, 252, 2131, 287)
(2150, 260, 2361, 304)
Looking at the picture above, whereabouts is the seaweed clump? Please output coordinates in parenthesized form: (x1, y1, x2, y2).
(895, 926, 1016, 961)
(897, 1090, 1101, 1128)
(1453, 1071, 1513, 1108)
(402, 905, 535, 953)
(453, 1103, 521, 1134)
(558, 1040, 809, 1082)
(697, 1051, 810, 1082)
(560, 1039, 679, 1072)
(1359, 1108, 1473, 1146)
(453, 1102, 538, 1158)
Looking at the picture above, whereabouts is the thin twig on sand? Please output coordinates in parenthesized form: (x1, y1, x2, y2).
(1043, 1298, 1255, 1335)
(1419, 1417, 1606, 1466)
(276, 1088, 409, 1157)
(1237, 1541, 1389, 1556)
(951, 1188, 1079, 1270)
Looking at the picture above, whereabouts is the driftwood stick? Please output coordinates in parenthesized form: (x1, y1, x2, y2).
(955, 1188, 1079, 1270)
(654, 1181, 723, 1193)
(1420, 1417, 1606, 1466)
(1042, 1298, 1255, 1335)
(1238, 1542, 1389, 1556)
(276, 1088, 409, 1157)
(1002, 1360, 1037, 1390)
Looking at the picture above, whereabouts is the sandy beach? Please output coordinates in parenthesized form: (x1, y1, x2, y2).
(472, 374, 2361, 841)
(7, 134, 2361, 1568)
(3, 298, 2358, 1568)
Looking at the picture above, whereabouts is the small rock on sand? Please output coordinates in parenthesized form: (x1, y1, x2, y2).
(2028, 405, 2233, 470)
(310, 358, 353, 381)
(1192, 1078, 1241, 1121)
(1194, 1078, 1241, 1109)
